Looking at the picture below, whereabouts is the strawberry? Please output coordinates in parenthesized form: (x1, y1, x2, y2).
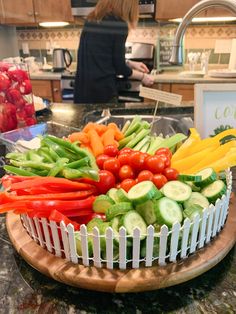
(0, 92, 6, 104)
(19, 79, 32, 95)
(24, 103, 35, 116)
(8, 68, 29, 82)
(25, 117, 36, 126)
(0, 62, 11, 72)
(0, 73, 11, 91)
(5, 102, 17, 115)
(6, 88, 22, 103)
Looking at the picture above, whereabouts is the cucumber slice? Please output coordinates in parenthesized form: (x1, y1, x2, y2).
(135, 200, 158, 225)
(93, 195, 115, 213)
(183, 192, 210, 209)
(194, 168, 217, 188)
(201, 180, 226, 204)
(87, 217, 104, 231)
(185, 181, 201, 192)
(155, 197, 183, 227)
(105, 202, 133, 221)
(183, 204, 203, 221)
(107, 188, 120, 203)
(140, 236, 160, 258)
(110, 216, 121, 246)
(178, 174, 202, 183)
(120, 210, 147, 240)
(74, 231, 93, 257)
(162, 180, 192, 202)
(116, 188, 130, 202)
(128, 181, 159, 204)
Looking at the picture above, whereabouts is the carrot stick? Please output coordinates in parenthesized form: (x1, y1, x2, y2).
(82, 122, 95, 133)
(102, 128, 116, 147)
(107, 123, 124, 140)
(94, 124, 108, 136)
(68, 132, 90, 144)
(88, 129, 104, 156)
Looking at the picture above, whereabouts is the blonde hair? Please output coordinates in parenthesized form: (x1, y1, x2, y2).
(87, 0, 139, 28)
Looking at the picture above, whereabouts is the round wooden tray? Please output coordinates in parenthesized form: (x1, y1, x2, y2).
(6, 195, 236, 293)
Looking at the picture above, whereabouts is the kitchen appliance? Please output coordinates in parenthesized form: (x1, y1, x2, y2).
(71, 0, 155, 17)
(52, 48, 73, 72)
(61, 42, 155, 103)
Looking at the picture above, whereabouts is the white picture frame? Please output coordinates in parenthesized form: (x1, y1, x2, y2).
(194, 83, 236, 138)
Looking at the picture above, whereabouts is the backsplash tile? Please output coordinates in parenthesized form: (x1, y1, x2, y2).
(16, 24, 236, 66)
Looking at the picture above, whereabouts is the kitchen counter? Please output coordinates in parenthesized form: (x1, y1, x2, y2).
(29, 71, 62, 80)
(0, 102, 236, 313)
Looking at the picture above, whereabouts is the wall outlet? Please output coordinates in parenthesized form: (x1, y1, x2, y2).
(22, 42, 29, 55)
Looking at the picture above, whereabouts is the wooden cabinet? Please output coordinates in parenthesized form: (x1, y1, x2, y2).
(155, 0, 234, 20)
(171, 84, 194, 101)
(31, 80, 62, 103)
(0, 0, 73, 25)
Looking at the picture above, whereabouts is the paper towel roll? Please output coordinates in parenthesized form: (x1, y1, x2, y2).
(228, 38, 236, 70)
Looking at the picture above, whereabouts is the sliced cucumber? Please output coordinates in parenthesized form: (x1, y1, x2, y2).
(135, 200, 158, 225)
(128, 181, 159, 204)
(178, 174, 202, 183)
(201, 180, 226, 204)
(107, 188, 120, 203)
(116, 188, 130, 202)
(162, 180, 192, 202)
(185, 181, 201, 192)
(74, 231, 93, 257)
(86, 217, 104, 230)
(155, 197, 183, 227)
(194, 168, 217, 188)
(140, 236, 160, 258)
(105, 202, 133, 221)
(217, 171, 227, 184)
(110, 216, 121, 246)
(120, 210, 147, 240)
(183, 192, 210, 210)
(183, 204, 203, 221)
(93, 195, 115, 213)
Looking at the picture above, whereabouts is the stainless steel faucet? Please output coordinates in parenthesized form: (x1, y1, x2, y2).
(169, 0, 236, 64)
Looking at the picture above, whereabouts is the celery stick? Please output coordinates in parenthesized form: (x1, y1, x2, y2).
(147, 136, 164, 155)
(121, 120, 131, 134)
(141, 120, 151, 129)
(126, 129, 150, 148)
(155, 133, 187, 150)
(124, 121, 141, 137)
(124, 116, 141, 136)
(119, 133, 136, 149)
(133, 136, 150, 151)
(140, 142, 150, 153)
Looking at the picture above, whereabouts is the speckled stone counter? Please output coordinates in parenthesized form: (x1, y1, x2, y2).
(0, 102, 236, 313)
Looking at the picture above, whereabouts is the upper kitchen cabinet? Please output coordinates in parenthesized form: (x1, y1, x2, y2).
(155, 0, 234, 20)
(0, 0, 73, 25)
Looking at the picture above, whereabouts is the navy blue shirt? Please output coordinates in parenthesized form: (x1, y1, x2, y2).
(74, 15, 132, 103)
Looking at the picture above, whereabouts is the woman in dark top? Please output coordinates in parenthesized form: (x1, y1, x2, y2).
(74, 0, 154, 104)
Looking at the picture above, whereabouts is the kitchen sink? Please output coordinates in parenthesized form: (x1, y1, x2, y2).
(83, 107, 194, 136)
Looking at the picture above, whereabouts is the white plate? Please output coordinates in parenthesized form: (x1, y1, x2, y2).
(208, 69, 236, 78)
(179, 71, 205, 78)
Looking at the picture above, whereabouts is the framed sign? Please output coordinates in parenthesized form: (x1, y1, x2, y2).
(194, 83, 236, 138)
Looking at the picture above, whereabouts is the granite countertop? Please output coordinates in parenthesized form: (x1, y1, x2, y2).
(0, 102, 236, 313)
(29, 71, 62, 80)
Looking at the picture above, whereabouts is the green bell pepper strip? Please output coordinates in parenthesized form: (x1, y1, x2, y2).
(4, 165, 38, 176)
(66, 157, 90, 169)
(41, 137, 77, 162)
(47, 158, 69, 177)
(37, 148, 55, 163)
(62, 167, 99, 181)
(9, 160, 54, 171)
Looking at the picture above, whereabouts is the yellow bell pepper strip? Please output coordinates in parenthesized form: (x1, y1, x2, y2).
(205, 150, 236, 173)
(184, 141, 236, 174)
(213, 128, 236, 142)
(172, 128, 201, 162)
(171, 145, 218, 173)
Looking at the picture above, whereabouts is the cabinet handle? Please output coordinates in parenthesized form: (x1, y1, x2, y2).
(35, 11, 39, 16)
(28, 11, 33, 16)
(53, 88, 59, 92)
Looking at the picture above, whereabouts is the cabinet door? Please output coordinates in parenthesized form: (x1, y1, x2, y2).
(52, 80, 62, 103)
(0, 0, 35, 24)
(33, 0, 73, 23)
(171, 84, 194, 102)
(156, 0, 199, 20)
(31, 80, 53, 102)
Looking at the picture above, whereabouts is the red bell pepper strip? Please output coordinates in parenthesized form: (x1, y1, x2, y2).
(49, 209, 80, 230)
(1, 175, 38, 188)
(3, 189, 96, 202)
(9, 177, 95, 191)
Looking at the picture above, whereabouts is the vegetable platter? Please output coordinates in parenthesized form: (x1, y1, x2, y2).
(2, 116, 236, 275)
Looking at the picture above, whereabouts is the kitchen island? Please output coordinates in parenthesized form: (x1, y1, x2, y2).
(0, 102, 235, 313)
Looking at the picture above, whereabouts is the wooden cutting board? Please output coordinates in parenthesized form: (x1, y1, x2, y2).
(6, 195, 236, 293)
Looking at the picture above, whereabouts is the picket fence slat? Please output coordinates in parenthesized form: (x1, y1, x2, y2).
(80, 225, 89, 266)
(60, 221, 70, 260)
(145, 226, 155, 267)
(67, 224, 78, 264)
(198, 208, 208, 249)
(27, 216, 37, 242)
(190, 214, 200, 254)
(159, 225, 169, 266)
(180, 218, 191, 258)
(119, 227, 127, 270)
(132, 228, 141, 269)
(106, 227, 114, 269)
(212, 199, 222, 237)
(33, 217, 44, 248)
(206, 205, 215, 243)
(169, 222, 181, 262)
(92, 227, 102, 268)
(41, 218, 53, 253)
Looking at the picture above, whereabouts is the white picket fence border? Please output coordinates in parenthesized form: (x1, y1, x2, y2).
(21, 170, 232, 270)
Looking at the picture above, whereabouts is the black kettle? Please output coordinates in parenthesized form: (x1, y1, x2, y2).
(52, 48, 73, 72)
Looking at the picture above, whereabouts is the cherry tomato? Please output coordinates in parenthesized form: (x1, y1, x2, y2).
(163, 167, 179, 181)
(137, 170, 154, 182)
(145, 155, 165, 174)
(118, 147, 133, 155)
(104, 145, 119, 157)
(96, 170, 116, 194)
(117, 153, 130, 166)
(129, 151, 146, 171)
(103, 157, 120, 174)
(152, 174, 168, 189)
(155, 147, 172, 159)
(119, 165, 135, 181)
(120, 178, 136, 192)
(158, 154, 171, 168)
(96, 154, 110, 169)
